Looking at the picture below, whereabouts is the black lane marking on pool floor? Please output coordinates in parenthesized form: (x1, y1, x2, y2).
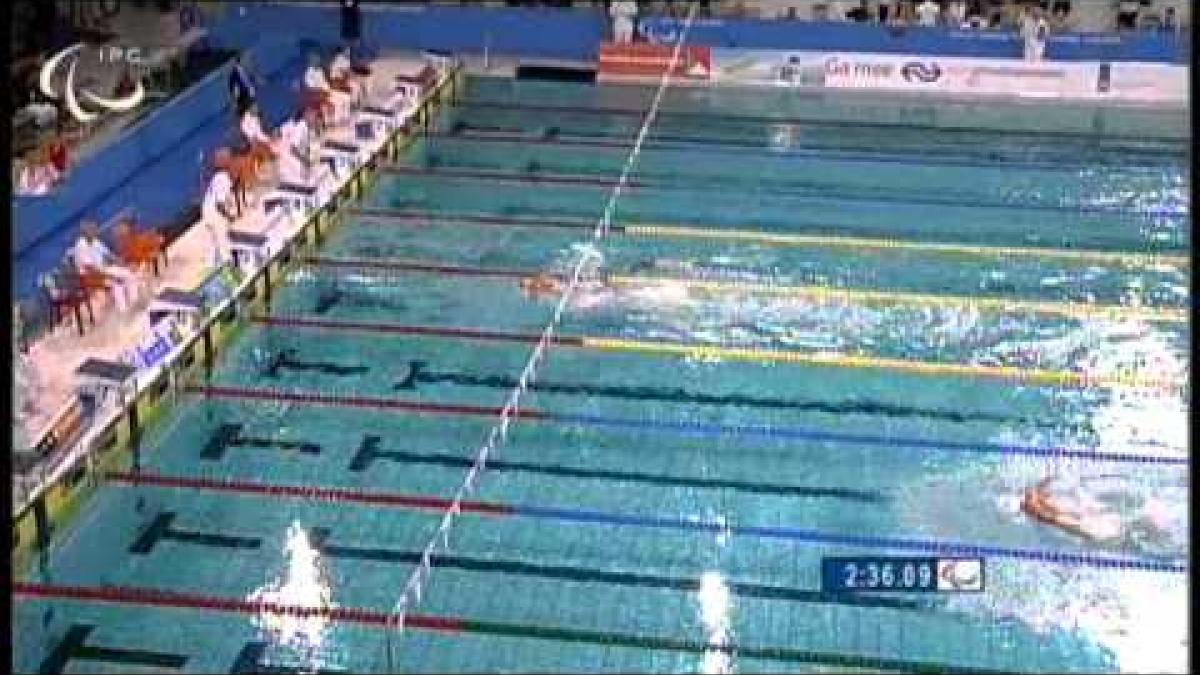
(250, 321, 1065, 432)
(125, 510, 928, 613)
(38, 624, 188, 674)
(383, 165, 1183, 217)
(229, 643, 345, 674)
(349, 434, 888, 503)
(452, 100, 1189, 147)
(201, 423, 322, 460)
(433, 122, 1181, 171)
(129, 512, 262, 553)
(392, 357, 1052, 428)
(16, 582, 1009, 674)
(262, 348, 370, 378)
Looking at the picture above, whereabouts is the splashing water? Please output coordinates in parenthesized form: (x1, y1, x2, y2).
(696, 571, 735, 674)
(247, 522, 336, 666)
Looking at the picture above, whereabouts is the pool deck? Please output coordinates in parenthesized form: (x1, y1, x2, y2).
(15, 54, 445, 456)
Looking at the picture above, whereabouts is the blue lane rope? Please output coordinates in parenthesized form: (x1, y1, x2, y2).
(511, 503, 1187, 573)
(557, 413, 1188, 466)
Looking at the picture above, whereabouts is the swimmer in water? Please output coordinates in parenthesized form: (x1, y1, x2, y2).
(1020, 476, 1131, 544)
(1022, 477, 1097, 540)
(519, 266, 693, 312)
(519, 273, 564, 300)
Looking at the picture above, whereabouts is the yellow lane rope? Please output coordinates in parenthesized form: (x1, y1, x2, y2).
(624, 224, 1190, 268)
(582, 337, 1183, 391)
(606, 275, 1188, 324)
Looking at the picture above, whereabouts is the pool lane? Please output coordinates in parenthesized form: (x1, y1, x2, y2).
(418, 133, 1187, 216)
(375, 172, 1189, 252)
(18, 480, 1116, 673)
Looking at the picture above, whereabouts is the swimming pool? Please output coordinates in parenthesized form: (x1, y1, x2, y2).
(13, 75, 1189, 674)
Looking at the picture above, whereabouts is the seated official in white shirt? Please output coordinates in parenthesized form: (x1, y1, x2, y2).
(203, 149, 239, 266)
(240, 103, 278, 173)
(329, 46, 367, 104)
(304, 53, 352, 125)
(277, 109, 317, 186)
(74, 220, 137, 312)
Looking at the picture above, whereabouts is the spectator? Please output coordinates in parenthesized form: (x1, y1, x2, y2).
(228, 52, 256, 117)
(17, 147, 61, 196)
(896, 0, 916, 25)
(74, 221, 137, 313)
(1162, 6, 1177, 32)
(610, 0, 638, 43)
(946, 0, 967, 26)
(46, 134, 70, 178)
(1022, 4, 1049, 61)
(878, 0, 893, 23)
(916, 0, 941, 25)
(1049, 5, 1073, 31)
(828, 0, 849, 21)
(1116, 0, 1139, 29)
(202, 149, 237, 266)
(965, 0, 984, 26)
(846, 0, 872, 21)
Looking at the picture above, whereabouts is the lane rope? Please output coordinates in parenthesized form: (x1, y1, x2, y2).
(102, 471, 1188, 573)
(346, 208, 1191, 268)
(12, 581, 1015, 673)
(299, 256, 1188, 325)
(604, 274, 1188, 324)
(383, 6, 701, 667)
(184, 384, 1189, 466)
(250, 315, 1185, 392)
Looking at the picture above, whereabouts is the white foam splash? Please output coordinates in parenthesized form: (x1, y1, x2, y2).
(696, 571, 734, 674)
(247, 522, 336, 664)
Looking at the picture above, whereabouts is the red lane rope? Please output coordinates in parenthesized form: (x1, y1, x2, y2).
(105, 471, 513, 516)
(183, 385, 548, 420)
(250, 315, 586, 347)
(301, 256, 533, 278)
(12, 582, 466, 632)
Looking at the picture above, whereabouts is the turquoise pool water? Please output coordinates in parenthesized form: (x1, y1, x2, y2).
(14, 76, 1189, 674)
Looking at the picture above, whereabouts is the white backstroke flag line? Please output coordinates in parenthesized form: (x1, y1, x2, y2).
(383, 4, 701, 669)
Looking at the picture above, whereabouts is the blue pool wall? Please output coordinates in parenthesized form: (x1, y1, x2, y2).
(11, 3, 1186, 301)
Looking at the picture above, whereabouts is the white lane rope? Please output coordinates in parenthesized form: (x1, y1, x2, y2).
(384, 6, 700, 669)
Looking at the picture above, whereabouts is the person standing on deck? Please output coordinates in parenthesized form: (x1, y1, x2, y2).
(1022, 5, 1050, 62)
(228, 52, 257, 117)
(610, 0, 639, 43)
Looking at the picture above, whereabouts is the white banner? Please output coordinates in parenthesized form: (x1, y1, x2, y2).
(710, 50, 826, 87)
(710, 49, 1185, 104)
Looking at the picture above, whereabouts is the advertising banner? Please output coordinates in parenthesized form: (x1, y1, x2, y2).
(1101, 63, 1188, 103)
(710, 50, 826, 87)
(598, 42, 711, 82)
(818, 53, 1097, 98)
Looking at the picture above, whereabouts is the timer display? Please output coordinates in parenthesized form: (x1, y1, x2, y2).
(822, 556, 985, 593)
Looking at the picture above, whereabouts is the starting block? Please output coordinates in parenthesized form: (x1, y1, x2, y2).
(320, 139, 362, 177)
(228, 230, 271, 273)
(75, 359, 137, 412)
(148, 288, 205, 331)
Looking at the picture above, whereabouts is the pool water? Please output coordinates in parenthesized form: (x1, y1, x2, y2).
(13, 75, 1189, 674)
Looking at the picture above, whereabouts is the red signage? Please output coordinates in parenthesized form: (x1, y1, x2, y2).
(598, 42, 711, 81)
